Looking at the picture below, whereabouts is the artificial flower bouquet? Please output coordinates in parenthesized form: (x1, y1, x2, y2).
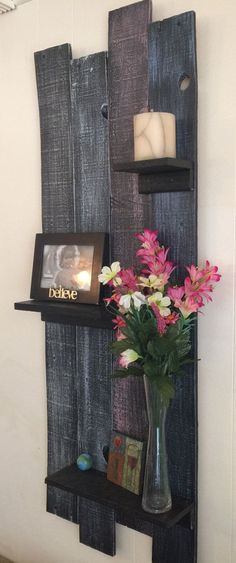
(98, 229, 221, 405)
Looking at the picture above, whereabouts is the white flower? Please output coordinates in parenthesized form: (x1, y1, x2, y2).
(132, 292, 147, 309)
(148, 292, 171, 317)
(98, 261, 121, 285)
(139, 274, 165, 290)
(119, 291, 146, 311)
(119, 294, 131, 310)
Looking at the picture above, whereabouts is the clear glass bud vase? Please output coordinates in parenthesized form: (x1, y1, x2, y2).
(142, 375, 172, 513)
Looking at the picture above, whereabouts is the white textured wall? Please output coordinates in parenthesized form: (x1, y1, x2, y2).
(0, 1, 235, 562)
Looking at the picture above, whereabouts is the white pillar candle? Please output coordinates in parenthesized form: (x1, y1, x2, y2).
(133, 111, 176, 161)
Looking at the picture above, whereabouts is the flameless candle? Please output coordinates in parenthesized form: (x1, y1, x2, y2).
(133, 111, 176, 161)
(75, 270, 91, 289)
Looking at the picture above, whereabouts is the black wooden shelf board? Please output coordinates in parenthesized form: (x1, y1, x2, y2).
(14, 300, 113, 329)
(45, 463, 194, 530)
(113, 157, 192, 175)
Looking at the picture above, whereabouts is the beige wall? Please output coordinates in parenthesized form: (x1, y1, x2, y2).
(0, 1, 235, 562)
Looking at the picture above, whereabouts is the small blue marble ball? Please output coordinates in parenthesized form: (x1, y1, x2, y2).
(77, 453, 93, 471)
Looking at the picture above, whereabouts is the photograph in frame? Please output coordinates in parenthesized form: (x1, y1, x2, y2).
(30, 233, 107, 304)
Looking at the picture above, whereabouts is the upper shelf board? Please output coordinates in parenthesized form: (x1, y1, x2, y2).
(113, 157, 192, 174)
(112, 158, 194, 193)
(14, 300, 113, 329)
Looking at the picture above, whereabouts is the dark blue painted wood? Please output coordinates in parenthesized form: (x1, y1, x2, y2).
(34, 44, 78, 523)
(148, 11, 197, 563)
(71, 51, 115, 555)
(109, 0, 152, 441)
(152, 526, 194, 563)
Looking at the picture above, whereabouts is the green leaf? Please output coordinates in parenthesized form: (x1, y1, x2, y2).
(143, 360, 159, 379)
(145, 375, 175, 407)
(156, 377, 175, 405)
(111, 339, 133, 354)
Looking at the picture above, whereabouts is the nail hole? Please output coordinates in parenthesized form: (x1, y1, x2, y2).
(101, 103, 108, 119)
(103, 445, 109, 463)
(179, 74, 191, 91)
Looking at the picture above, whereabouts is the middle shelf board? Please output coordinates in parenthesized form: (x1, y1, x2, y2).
(14, 300, 114, 329)
(45, 463, 194, 530)
(113, 157, 193, 193)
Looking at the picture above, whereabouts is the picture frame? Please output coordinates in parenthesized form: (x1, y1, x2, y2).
(107, 431, 146, 495)
(30, 232, 107, 305)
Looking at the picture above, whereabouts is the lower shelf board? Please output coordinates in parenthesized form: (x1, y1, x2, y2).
(45, 463, 194, 530)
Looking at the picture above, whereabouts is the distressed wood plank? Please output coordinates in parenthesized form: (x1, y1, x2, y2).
(152, 526, 194, 563)
(35, 44, 78, 522)
(109, 0, 152, 447)
(72, 52, 115, 555)
(34, 44, 74, 233)
(149, 6, 197, 499)
(79, 499, 115, 556)
(148, 11, 197, 563)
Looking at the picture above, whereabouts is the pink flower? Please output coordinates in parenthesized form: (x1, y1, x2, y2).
(175, 295, 204, 319)
(112, 315, 127, 339)
(104, 292, 121, 306)
(116, 330, 126, 341)
(165, 312, 180, 325)
(135, 229, 159, 247)
(168, 286, 185, 302)
(184, 275, 213, 303)
(119, 268, 138, 291)
(156, 247, 170, 265)
(185, 264, 203, 284)
(202, 261, 221, 283)
(144, 258, 175, 278)
(150, 302, 167, 335)
(112, 315, 126, 330)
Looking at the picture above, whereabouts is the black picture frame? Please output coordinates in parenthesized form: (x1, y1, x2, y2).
(30, 233, 107, 305)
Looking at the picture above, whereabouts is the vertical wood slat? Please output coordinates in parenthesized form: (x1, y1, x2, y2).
(71, 52, 115, 556)
(34, 44, 75, 233)
(152, 526, 194, 563)
(109, 0, 152, 447)
(34, 44, 78, 523)
(79, 500, 115, 556)
(148, 12, 197, 563)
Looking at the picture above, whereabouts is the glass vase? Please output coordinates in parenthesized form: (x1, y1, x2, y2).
(142, 375, 172, 513)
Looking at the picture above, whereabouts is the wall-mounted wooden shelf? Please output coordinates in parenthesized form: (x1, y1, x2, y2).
(45, 463, 194, 530)
(24, 4, 197, 562)
(113, 157, 193, 193)
(14, 300, 113, 329)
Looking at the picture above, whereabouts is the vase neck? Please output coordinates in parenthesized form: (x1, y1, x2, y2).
(143, 375, 167, 427)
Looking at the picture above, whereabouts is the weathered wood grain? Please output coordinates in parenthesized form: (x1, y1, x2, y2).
(152, 525, 194, 563)
(35, 44, 78, 522)
(34, 44, 74, 233)
(109, 0, 152, 448)
(79, 499, 115, 556)
(71, 52, 115, 555)
(148, 11, 197, 563)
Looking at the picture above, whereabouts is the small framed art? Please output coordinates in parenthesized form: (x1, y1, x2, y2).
(107, 431, 145, 495)
(30, 232, 107, 304)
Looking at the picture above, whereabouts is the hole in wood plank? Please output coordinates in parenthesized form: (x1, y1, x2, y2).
(179, 74, 191, 91)
(103, 445, 109, 463)
(101, 103, 108, 119)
